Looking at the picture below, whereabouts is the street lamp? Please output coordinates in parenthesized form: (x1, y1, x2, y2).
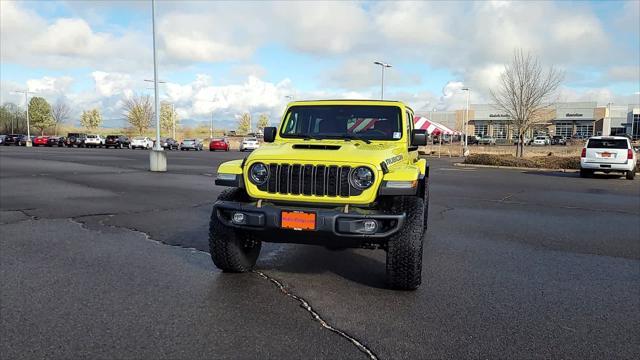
(149, 0, 166, 171)
(12, 90, 35, 147)
(373, 61, 392, 100)
(607, 102, 613, 137)
(461, 87, 471, 155)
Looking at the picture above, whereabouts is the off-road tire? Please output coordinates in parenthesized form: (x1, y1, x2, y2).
(385, 190, 428, 290)
(580, 168, 592, 178)
(626, 171, 635, 180)
(209, 188, 261, 272)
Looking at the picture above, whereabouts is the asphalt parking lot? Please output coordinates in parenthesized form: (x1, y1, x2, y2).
(1, 146, 639, 359)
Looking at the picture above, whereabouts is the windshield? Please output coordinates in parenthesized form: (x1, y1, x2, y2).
(280, 105, 402, 141)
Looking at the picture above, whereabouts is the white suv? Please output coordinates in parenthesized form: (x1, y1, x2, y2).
(85, 134, 104, 148)
(580, 136, 637, 180)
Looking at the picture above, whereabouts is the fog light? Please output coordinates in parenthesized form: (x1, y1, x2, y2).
(232, 212, 246, 224)
(363, 220, 378, 233)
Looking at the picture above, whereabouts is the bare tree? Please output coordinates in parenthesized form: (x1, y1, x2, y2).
(491, 49, 564, 157)
(123, 94, 153, 135)
(51, 100, 71, 135)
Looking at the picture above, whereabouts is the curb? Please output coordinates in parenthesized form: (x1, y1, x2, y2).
(453, 163, 579, 173)
(453, 162, 640, 175)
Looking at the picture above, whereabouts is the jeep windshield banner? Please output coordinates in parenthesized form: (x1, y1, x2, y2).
(280, 105, 402, 141)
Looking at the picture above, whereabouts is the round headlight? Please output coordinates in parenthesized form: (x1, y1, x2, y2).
(349, 166, 374, 190)
(249, 163, 269, 185)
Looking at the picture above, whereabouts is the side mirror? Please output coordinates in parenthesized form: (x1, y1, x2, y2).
(411, 129, 427, 146)
(264, 127, 277, 143)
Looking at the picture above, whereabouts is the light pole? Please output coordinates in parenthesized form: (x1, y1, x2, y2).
(172, 103, 176, 139)
(12, 90, 35, 147)
(374, 61, 392, 100)
(462, 87, 470, 155)
(606, 102, 613, 136)
(149, 0, 166, 171)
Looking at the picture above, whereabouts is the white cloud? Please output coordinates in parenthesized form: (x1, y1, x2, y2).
(26, 76, 74, 94)
(605, 66, 640, 83)
(1, 1, 149, 71)
(273, 2, 372, 55)
(91, 71, 133, 97)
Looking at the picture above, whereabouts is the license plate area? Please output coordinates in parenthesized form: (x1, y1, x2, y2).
(281, 211, 316, 231)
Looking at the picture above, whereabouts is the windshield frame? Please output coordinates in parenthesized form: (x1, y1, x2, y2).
(279, 105, 404, 142)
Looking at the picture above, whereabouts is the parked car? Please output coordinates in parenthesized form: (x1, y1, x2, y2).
(46, 136, 66, 147)
(532, 136, 551, 146)
(180, 139, 203, 151)
(466, 135, 479, 145)
(551, 136, 567, 145)
(209, 138, 229, 151)
(580, 136, 637, 180)
(3, 134, 22, 146)
(33, 136, 49, 146)
(477, 135, 496, 146)
(66, 133, 87, 147)
(159, 138, 179, 150)
(239, 137, 260, 151)
(18, 135, 34, 146)
(84, 134, 104, 148)
(130, 136, 153, 149)
(104, 135, 130, 149)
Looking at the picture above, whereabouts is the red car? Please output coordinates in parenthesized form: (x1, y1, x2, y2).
(33, 136, 49, 146)
(209, 138, 229, 151)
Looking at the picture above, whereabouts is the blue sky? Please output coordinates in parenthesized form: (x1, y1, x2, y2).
(1, 0, 638, 128)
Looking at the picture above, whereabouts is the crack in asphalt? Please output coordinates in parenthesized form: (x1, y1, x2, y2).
(0, 208, 39, 224)
(68, 213, 379, 360)
(254, 271, 379, 360)
(438, 205, 455, 220)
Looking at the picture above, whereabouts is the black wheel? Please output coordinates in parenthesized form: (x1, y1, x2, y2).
(385, 190, 428, 290)
(209, 189, 261, 272)
(580, 168, 592, 178)
(626, 171, 635, 180)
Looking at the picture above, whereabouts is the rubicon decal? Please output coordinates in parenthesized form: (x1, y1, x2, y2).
(384, 155, 403, 165)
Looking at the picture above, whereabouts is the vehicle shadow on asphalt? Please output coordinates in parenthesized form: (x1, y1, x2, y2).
(522, 171, 627, 180)
(257, 245, 389, 289)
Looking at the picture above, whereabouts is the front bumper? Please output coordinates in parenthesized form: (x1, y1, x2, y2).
(214, 201, 405, 239)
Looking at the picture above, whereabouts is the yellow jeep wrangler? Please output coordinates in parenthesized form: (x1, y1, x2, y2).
(211, 100, 429, 289)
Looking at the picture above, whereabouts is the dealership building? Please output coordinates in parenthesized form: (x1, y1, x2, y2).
(417, 102, 640, 142)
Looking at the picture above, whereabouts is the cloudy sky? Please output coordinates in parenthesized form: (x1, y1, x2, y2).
(1, 0, 639, 128)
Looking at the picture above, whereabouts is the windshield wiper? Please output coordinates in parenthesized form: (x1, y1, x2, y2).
(333, 133, 372, 144)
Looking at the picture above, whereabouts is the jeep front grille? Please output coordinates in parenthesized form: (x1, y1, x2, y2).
(259, 164, 363, 197)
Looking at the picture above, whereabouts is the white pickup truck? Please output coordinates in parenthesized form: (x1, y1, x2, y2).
(580, 136, 637, 180)
(85, 134, 104, 148)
